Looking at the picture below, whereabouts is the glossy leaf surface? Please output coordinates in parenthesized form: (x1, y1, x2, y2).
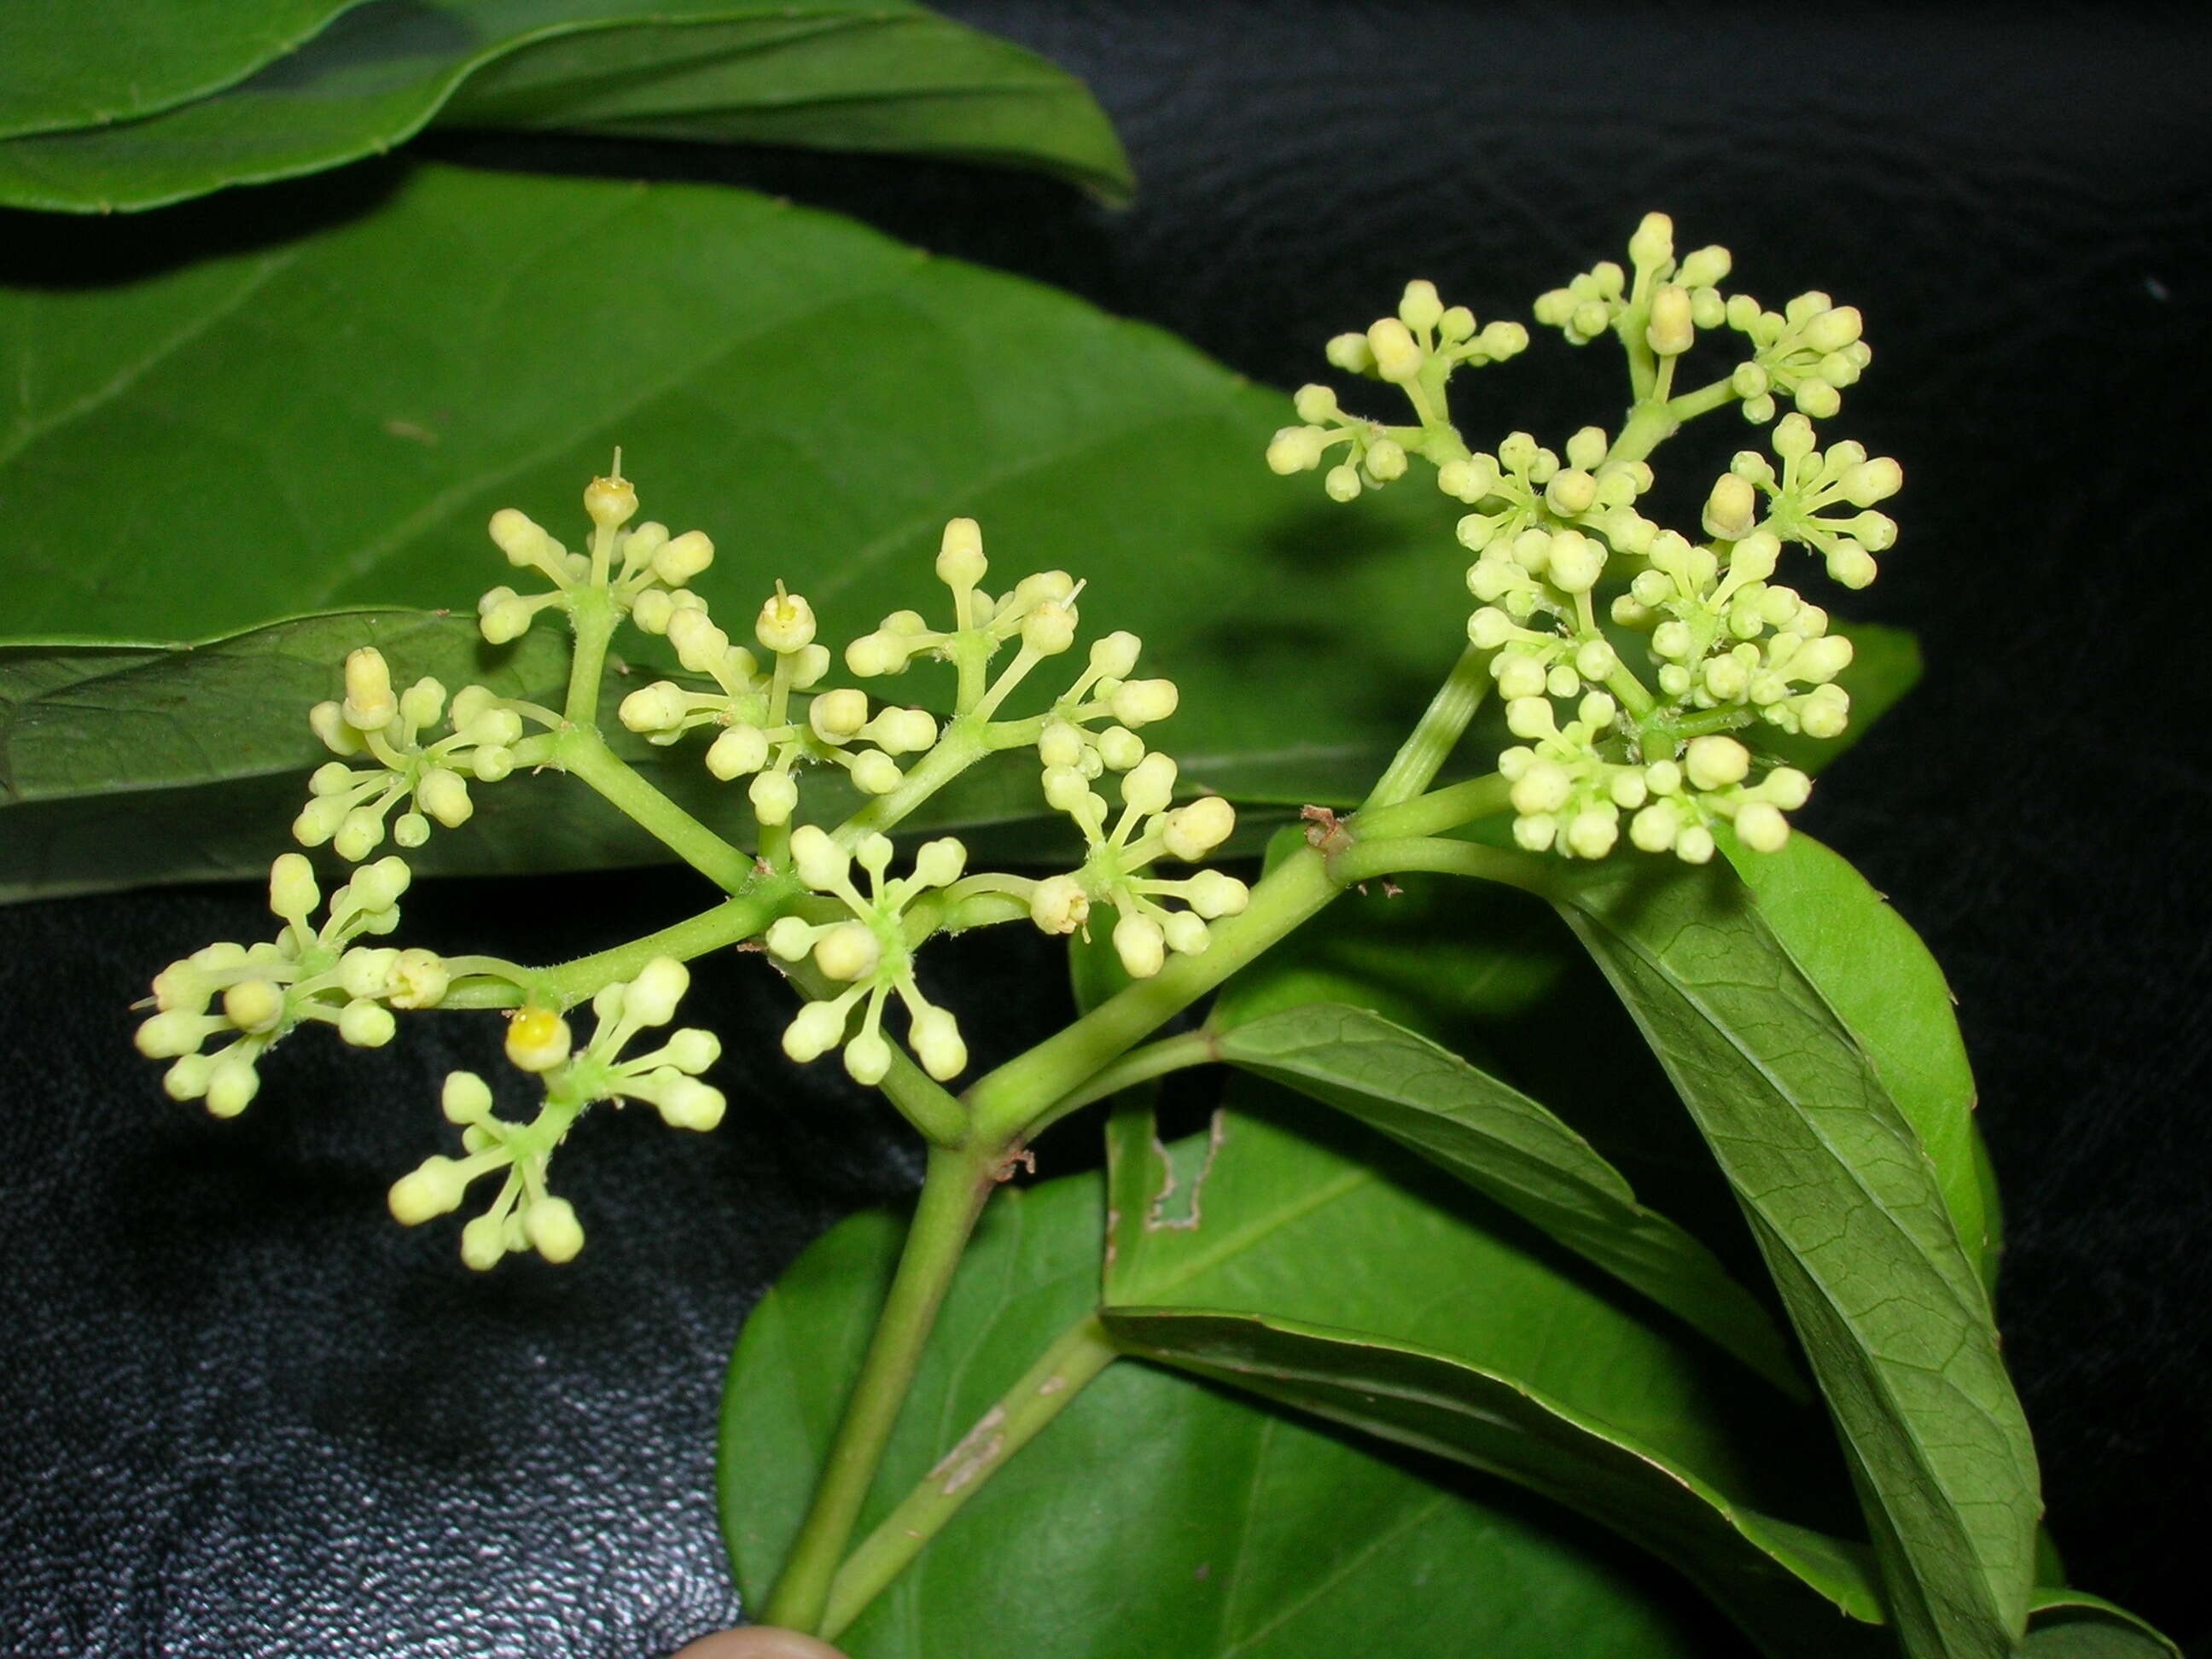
(2022, 1591, 2182, 1658)
(1210, 1001, 1802, 1394)
(1551, 854, 2040, 1659)
(1722, 829, 1995, 1292)
(719, 1163, 1732, 1657)
(1100, 1090, 1878, 1651)
(0, 0, 358, 139)
(0, 0, 1132, 212)
(0, 163, 1471, 894)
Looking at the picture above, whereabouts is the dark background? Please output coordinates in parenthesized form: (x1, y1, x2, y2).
(3, 3, 2207, 1655)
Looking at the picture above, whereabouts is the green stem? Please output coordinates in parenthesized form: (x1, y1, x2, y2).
(968, 847, 1341, 1144)
(820, 1313, 1121, 1642)
(762, 1142, 1000, 1635)
(1361, 642, 1495, 811)
(1668, 375, 1742, 423)
(554, 728, 755, 894)
(1330, 835, 1552, 894)
(439, 890, 795, 1011)
(564, 590, 618, 725)
(1353, 771, 1509, 842)
(1027, 1027, 1220, 1138)
(834, 720, 988, 849)
(1608, 400, 1680, 469)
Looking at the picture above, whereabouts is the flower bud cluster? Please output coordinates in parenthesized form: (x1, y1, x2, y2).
(1724, 289, 1871, 423)
(1448, 423, 1657, 562)
(1611, 525, 1856, 742)
(1714, 413, 1901, 590)
(1028, 746, 1250, 980)
(1534, 212, 1732, 354)
(294, 651, 535, 860)
(475, 458, 716, 644)
(1267, 281, 1529, 503)
(618, 577, 937, 827)
(766, 829, 972, 1085)
(135, 854, 443, 1115)
(1273, 216, 1897, 861)
(1499, 695, 1809, 863)
(387, 957, 724, 1270)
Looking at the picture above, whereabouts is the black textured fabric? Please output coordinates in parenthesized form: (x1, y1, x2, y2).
(4, 3, 2207, 1654)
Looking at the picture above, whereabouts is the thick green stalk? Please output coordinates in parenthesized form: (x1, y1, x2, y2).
(553, 728, 755, 894)
(439, 889, 794, 1011)
(1361, 642, 1494, 811)
(1027, 1028, 1220, 1138)
(563, 589, 618, 725)
(821, 1314, 1120, 1641)
(1330, 835, 1551, 894)
(761, 1142, 1000, 1636)
(1353, 771, 1508, 843)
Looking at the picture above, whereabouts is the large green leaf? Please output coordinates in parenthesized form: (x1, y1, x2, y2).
(1099, 1090, 1879, 1652)
(2021, 1591, 2182, 1658)
(0, 1, 359, 140)
(0, 0, 1132, 213)
(1210, 1002, 1803, 1395)
(1551, 855, 2040, 1659)
(1723, 830, 1997, 1294)
(0, 163, 1472, 895)
(720, 1163, 1738, 1657)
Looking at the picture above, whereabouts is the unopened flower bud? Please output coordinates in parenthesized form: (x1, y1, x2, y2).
(813, 923, 881, 983)
(1367, 317, 1423, 383)
(1122, 752, 1178, 816)
(1645, 284, 1695, 357)
(913, 838, 967, 888)
(707, 725, 770, 780)
(341, 649, 397, 731)
(1022, 600, 1079, 656)
(1326, 332, 1375, 374)
(911, 1007, 968, 1082)
(340, 999, 397, 1048)
(1111, 678, 1179, 728)
(488, 509, 553, 568)
(1266, 427, 1329, 474)
(389, 1157, 469, 1225)
(1113, 913, 1167, 980)
(652, 529, 713, 585)
(749, 771, 799, 826)
(623, 958, 689, 1027)
(1162, 795, 1236, 861)
(1685, 735, 1752, 791)
(936, 518, 987, 591)
(1398, 280, 1444, 332)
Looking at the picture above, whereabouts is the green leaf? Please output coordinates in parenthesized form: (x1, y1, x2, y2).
(0, 163, 1470, 895)
(1100, 1089, 1880, 1651)
(0, 1, 1132, 214)
(2023, 1591, 2183, 1658)
(1210, 1001, 1804, 1395)
(720, 1163, 1743, 1657)
(0, 0, 358, 140)
(1110, 1310, 1887, 1658)
(1722, 830, 1997, 1295)
(1550, 855, 2040, 1659)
